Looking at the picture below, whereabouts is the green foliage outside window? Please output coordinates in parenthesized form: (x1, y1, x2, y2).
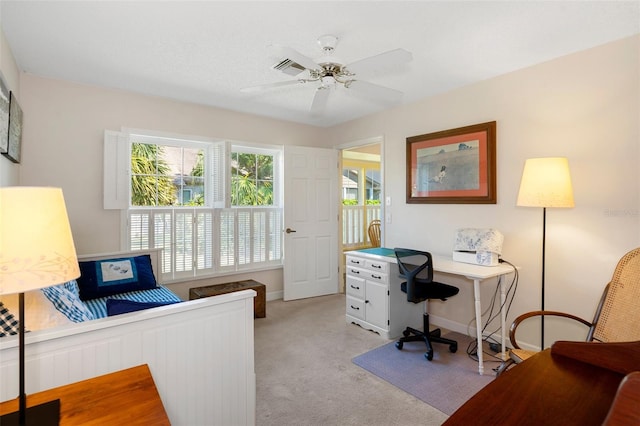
(131, 143, 174, 206)
(131, 144, 275, 207)
(231, 152, 273, 206)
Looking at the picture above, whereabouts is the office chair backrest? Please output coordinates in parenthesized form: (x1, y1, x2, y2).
(394, 248, 434, 302)
(592, 247, 640, 343)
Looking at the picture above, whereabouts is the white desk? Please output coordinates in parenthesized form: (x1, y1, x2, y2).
(346, 248, 516, 375)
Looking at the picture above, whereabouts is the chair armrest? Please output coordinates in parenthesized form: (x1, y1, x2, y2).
(509, 310, 592, 349)
(602, 371, 640, 425)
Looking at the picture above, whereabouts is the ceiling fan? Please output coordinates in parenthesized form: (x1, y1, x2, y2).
(241, 35, 412, 115)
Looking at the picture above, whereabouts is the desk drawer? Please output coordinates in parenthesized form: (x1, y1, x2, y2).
(346, 256, 365, 268)
(346, 265, 366, 278)
(346, 274, 365, 298)
(346, 296, 365, 320)
(364, 270, 388, 284)
(365, 259, 389, 273)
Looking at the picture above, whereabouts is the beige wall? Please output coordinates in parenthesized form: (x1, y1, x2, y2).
(327, 35, 640, 349)
(2, 24, 639, 349)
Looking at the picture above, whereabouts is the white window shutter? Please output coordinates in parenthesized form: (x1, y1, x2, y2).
(104, 130, 130, 209)
(209, 140, 228, 208)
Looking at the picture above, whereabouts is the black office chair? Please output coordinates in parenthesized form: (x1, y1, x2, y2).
(394, 248, 459, 361)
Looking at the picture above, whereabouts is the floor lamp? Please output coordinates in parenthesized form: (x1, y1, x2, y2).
(0, 187, 80, 426)
(516, 158, 574, 351)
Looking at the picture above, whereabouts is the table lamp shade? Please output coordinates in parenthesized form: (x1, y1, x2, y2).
(0, 187, 80, 295)
(517, 157, 575, 208)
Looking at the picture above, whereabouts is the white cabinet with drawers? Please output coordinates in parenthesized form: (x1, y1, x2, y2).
(345, 252, 423, 339)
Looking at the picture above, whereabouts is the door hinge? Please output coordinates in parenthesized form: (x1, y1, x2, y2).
(388, 320, 390, 326)
(387, 290, 390, 296)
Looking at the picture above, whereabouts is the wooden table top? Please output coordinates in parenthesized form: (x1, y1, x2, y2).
(444, 341, 640, 425)
(0, 364, 170, 425)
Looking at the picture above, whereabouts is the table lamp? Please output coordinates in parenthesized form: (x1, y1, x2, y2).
(0, 187, 80, 425)
(516, 157, 574, 350)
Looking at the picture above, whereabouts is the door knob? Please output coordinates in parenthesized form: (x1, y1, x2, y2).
(285, 228, 297, 234)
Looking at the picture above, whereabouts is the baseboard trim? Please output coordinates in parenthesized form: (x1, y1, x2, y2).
(267, 290, 283, 301)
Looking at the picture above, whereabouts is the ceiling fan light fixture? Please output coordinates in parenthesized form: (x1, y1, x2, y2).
(320, 75, 336, 88)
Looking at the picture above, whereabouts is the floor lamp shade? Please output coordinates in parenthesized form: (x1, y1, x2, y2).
(516, 157, 574, 351)
(517, 157, 574, 208)
(0, 187, 80, 294)
(0, 187, 80, 426)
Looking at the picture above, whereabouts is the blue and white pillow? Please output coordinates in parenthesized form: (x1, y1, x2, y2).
(62, 279, 80, 295)
(77, 255, 157, 301)
(0, 301, 20, 337)
(41, 282, 94, 323)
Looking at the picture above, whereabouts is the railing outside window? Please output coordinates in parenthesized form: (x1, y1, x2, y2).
(342, 205, 381, 249)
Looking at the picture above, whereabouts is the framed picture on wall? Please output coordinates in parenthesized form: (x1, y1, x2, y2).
(4, 91, 22, 163)
(406, 121, 497, 204)
(0, 76, 9, 154)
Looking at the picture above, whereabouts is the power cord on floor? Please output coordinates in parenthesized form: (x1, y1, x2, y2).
(465, 259, 518, 366)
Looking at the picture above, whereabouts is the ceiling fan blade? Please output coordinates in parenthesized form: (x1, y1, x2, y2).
(240, 79, 305, 93)
(345, 80, 403, 104)
(270, 44, 322, 71)
(345, 48, 412, 76)
(310, 86, 330, 115)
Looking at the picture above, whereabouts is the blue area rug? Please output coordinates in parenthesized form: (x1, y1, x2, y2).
(352, 332, 495, 415)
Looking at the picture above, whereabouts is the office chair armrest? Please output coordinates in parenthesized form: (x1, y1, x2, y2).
(509, 310, 592, 349)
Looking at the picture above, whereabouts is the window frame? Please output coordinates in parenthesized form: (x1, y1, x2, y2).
(106, 129, 284, 283)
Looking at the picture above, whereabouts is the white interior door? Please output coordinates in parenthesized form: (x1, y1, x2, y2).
(283, 145, 339, 301)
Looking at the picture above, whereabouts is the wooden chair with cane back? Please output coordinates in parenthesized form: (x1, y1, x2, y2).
(497, 247, 640, 374)
(367, 219, 381, 247)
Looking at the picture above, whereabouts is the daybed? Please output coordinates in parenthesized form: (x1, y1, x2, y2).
(0, 249, 256, 425)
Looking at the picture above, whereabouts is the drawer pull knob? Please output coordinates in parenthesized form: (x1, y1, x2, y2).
(350, 285, 360, 290)
(350, 305, 360, 310)
(372, 274, 381, 279)
(351, 269, 360, 274)
(372, 264, 382, 269)
(350, 260, 361, 264)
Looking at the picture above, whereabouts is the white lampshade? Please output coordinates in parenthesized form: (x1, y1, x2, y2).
(517, 157, 575, 208)
(0, 187, 80, 295)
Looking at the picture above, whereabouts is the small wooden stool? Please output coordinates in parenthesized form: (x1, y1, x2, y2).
(189, 280, 266, 318)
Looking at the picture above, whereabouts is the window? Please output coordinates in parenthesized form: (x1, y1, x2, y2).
(130, 140, 205, 207)
(231, 148, 274, 206)
(105, 130, 283, 281)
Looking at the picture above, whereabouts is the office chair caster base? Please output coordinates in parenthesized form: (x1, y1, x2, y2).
(449, 343, 458, 353)
(395, 341, 404, 350)
(424, 350, 433, 361)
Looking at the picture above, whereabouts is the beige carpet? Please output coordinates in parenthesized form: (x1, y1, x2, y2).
(255, 294, 450, 426)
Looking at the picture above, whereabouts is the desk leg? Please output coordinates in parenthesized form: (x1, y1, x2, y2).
(473, 278, 484, 375)
(500, 275, 507, 361)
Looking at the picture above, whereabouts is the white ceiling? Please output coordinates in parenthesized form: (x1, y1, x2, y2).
(1, 1, 639, 128)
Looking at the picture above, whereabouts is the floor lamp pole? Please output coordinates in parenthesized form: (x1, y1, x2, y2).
(541, 207, 547, 350)
(19, 293, 26, 424)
